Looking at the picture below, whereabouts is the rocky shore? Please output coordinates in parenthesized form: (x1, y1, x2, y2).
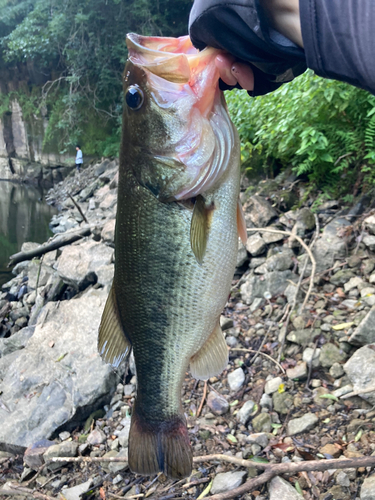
(2, 164, 375, 499)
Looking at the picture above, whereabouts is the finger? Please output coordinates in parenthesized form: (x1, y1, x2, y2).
(215, 54, 237, 86)
(231, 62, 255, 91)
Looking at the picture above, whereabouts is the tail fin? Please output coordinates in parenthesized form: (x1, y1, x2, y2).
(128, 407, 192, 479)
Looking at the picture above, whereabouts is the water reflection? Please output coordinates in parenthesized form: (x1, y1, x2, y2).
(0, 182, 57, 287)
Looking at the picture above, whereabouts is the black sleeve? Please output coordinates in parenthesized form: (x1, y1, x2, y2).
(188, 0, 306, 96)
(300, 0, 375, 95)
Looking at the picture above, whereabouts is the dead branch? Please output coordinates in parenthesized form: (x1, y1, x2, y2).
(230, 347, 286, 374)
(68, 194, 89, 224)
(196, 380, 207, 418)
(8, 226, 91, 267)
(0, 482, 57, 499)
(341, 385, 375, 399)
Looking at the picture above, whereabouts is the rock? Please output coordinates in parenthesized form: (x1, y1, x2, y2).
(363, 235, 375, 251)
(117, 417, 131, 448)
(241, 270, 297, 305)
(268, 476, 303, 500)
(287, 413, 319, 436)
(28, 261, 54, 290)
(265, 248, 294, 272)
(237, 242, 249, 268)
(344, 345, 375, 405)
(262, 229, 284, 244)
(336, 471, 350, 487)
(95, 160, 110, 177)
(79, 180, 99, 202)
(320, 443, 342, 458)
(211, 471, 247, 494)
(264, 376, 283, 394)
(250, 297, 265, 312)
(101, 219, 116, 246)
(319, 343, 348, 368)
(287, 329, 318, 345)
(260, 393, 273, 410)
(246, 233, 266, 256)
(236, 400, 256, 425)
(273, 392, 293, 414)
(108, 448, 128, 474)
(330, 362, 345, 379)
(56, 240, 113, 289)
(23, 439, 55, 470)
(206, 391, 229, 415)
(310, 218, 351, 273)
(87, 429, 106, 446)
(344, 276, 363, 292)
(302, 347, 321, 368)
(244, 195, 277, 227)
(228, 368, 245, 392)
(287, 362, 307, 380)
(43, 441, 79, 470)
(361, 474, 375, 500)
(330, 270, 355, 286)
(220, 317, 234, 331)
(252, 412, 272, 433)
(295, 208, 315, 234)
(323, 485, 350, 500)
(0, 288, 121, 454)
(60, 479, 93, 500)
(99, 192, 117, 211)
(0, 326, 34, 357)
(246, 433, 269, 448)
(349, 307, 375, 346)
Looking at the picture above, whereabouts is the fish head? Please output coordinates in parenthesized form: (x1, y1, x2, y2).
(121, 33, 235, 201)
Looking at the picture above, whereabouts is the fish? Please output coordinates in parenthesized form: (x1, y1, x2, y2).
(98, 33, 246, 479)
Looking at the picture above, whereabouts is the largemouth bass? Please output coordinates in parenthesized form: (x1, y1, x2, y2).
(98, 33, 246, 479)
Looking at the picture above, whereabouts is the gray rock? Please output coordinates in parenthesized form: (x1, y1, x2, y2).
(363, 235, 375, 251)
(228, 368, 245, 392)
(294, 208, 315, 235)
(330, 362, 345, 379)
(268, 476, 303, 500)
(23, 439, 55, 470)
(302, 347, 321, 368)
(287, 413, 319, 436)
(286, 362, 307, 380)
(249, 257, 266, 269)
(349, 307, 375, 346)
(0, 288, 121, 454)
(262, 229, 284, 244)
(310, 218, 351, 273)
(28, 261, 54, 290)
(211, 471, 247, 495)
(361, 474, 375, 500)
(250, 297, 265, 312)
(117, 417, 131, 448)
(246, 432, 269, 448)
(241, 270, 297, 305)
(236, 400, 256, 425)
(265, 249, 294, 272)
(43, 441, 78, 470)
(265, 377, 283, 394)
(344, 277, 363, 292)
(59, 479, 93, 500)
(330, 270, 356, 286)
(320, 343, 348, 368)
(79, 181, 99, 202)
(220, 316, 234, 331)
(237, 242, 249, 268)
(273, 392, 293, 414)
(287, 329, 318, 346)
(244, 195, 277, 228)
(109, 448, 128, 473)
(260, 393, 273, 410)
(95, 160, 110, 177)
(246, 233, 266, 257)
(207, 391, 229, 415)
(0, 326, 34, 357)
(56, 240, 113, 290)
(344, 345, 375, 405)
(87, 429, 106, 445)
(101, 219, 116, 246)
(364, 215, 375, 235)
(252, 412, 272, 433)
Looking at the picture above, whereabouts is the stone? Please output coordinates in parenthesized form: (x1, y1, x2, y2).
(287, 362, 308, 380)
(236, 400, 256, 425)
(109, 448, 128, 474)
(211, 471, 247, 495)
(268, 476, 303, 500)
(220, 317, 234, 331)
(319, 343, 348, 368)
(265, 249, 294, 272)
(344, 345, 375, 405)
(245, 233, 266, 256)
(28, 261, 54, 290)
(260, 393, 273, 410)
(61, 479, 93, 500)
(117, 417, 131, 448)
(101, 219, 116, 246)
(43, 441, 79, 470)
(287, 413, 319, 436)
(361, 474, 375, 500)
(330, 270, 355, 286)
(344, 277, 364, 292)
(0, 288, 121, 454)
(262, 230, 284, 244)
(79, 180, 99, 202)
(244, 195, 277, 228)
(310, 218, 351, 274)
(87, 429, 106, 446)
(323, 486, 350, 500)
(320, 443, 342, 458)
(252, 412, 272, 433)
(287, 329, 318, 345)
(361, 287, 375, 297)
(336, 471, 350, 487)
(330, 362, 345, 379)
(264, 377, 283, 394)
(364, 215, 375, 235)
(228, 368, 245, 392)
(23, 439, 56, 470)
(246, 433, 269, 448)
(237, 242, 249, 268)
(56, 240, 113, 289)
(363, 235, 375, 251)
(349, 307, 375, 346)
(0, 326, 35, 358)
(207, 391, 229, 415)
(241, 270, 297, 305)
(273, 392, 293, 414)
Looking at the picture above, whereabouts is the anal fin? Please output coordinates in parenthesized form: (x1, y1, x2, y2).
(190, 321, 228, 380)
(237, 197, 247, 244)
(98, 285, 131, 367)
(190, 195, 214, 265)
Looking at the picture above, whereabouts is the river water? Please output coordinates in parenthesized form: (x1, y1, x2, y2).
(0, 182, 57, 288)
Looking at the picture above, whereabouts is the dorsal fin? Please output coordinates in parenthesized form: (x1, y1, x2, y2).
(98, 285, 131, 367)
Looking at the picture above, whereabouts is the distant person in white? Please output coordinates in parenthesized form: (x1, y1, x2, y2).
(75, 145, 83, 173)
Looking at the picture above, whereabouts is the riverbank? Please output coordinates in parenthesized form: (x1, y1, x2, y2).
(2, 166, 375, 499)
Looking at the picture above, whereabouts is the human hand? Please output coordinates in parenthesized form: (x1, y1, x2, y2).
(215, 53, 255, 91)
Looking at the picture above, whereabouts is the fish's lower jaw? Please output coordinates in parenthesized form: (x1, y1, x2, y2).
(128, 411, 192, 479)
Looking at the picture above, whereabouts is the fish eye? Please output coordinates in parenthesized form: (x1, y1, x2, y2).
(125, 85, 144, 110)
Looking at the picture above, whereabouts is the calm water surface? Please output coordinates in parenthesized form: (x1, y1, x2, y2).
(0, 182, 57, 287)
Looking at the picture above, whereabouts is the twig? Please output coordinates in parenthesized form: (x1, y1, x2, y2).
(181, 477, 210, 489)
(0, 482, 57, 499)
(250, 326, 271, 365)
(68, 194, 89, 224)
(230, 348, 285, 374)
(35, 255, 44, 291)
(246, 228, 316, 309)
(196, 381, 208, 418)
(341, 385, 375, 399)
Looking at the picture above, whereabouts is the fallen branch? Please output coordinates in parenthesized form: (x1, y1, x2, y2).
(196, 380, 207, 418)
(341, 385, 375, 399)
(68, 194, 89, 224)
(0, 482, 57, 499)
(230, 347, 286, 374)
(8, 226, 92, 267)
(246, 228, 316, 309)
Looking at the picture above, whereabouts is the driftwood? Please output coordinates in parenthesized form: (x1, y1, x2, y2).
(7, 226, 91, 267)
(68, 194, 89, 224)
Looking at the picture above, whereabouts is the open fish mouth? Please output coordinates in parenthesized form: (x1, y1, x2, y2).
(126, 33, 235, 201)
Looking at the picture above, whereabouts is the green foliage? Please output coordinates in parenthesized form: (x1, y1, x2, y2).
(226, 70, 375, 195)
(0, 0, 192, 156)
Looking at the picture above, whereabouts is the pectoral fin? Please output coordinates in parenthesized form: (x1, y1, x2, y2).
(190, 321, 229, 380)
(98, 285, 131, 367)
(190, 195, 214, 265)
(237, 198, 247, 244)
